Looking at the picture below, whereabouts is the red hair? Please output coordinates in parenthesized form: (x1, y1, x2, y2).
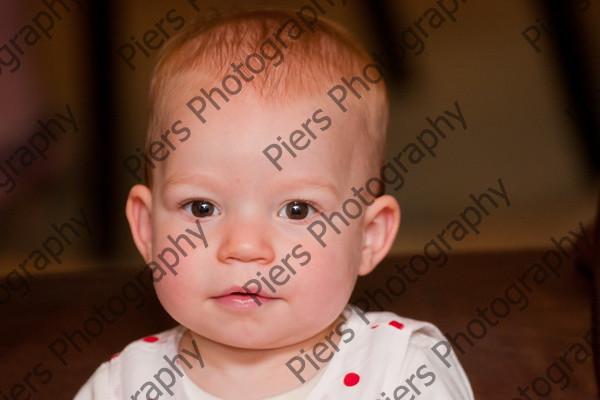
(146, 9, 388, 184)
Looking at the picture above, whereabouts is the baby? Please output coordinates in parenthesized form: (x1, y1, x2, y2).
(76, 8, 473, 400)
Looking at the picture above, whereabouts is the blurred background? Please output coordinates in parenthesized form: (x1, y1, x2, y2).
(0, 0, 598, 398)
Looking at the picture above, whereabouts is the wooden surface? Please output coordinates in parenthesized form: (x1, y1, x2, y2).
(0, 250, 596, 399)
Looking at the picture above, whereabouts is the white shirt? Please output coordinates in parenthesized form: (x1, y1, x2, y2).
(75, 305, 474, 399)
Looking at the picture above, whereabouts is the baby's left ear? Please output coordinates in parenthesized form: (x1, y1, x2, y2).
(358, 194, 401, 275)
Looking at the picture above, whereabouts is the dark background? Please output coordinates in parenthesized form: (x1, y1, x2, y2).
(0, 0, 598, 398)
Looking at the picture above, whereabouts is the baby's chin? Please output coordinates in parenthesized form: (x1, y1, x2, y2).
(184, 313, 342, 351)
(188, 327, 304, 351)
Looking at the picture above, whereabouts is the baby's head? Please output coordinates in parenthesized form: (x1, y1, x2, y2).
(126, 9, 400, 350)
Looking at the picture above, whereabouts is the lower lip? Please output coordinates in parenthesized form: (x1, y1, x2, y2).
(212, 294, 275, 310)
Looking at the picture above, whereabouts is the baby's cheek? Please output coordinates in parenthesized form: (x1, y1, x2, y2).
(296, 245, 355, 297)
(152, 274, 205, 329)
(302, 227, 362, 274)
(151, 259, 199, 299)
(290, 276, 352, 333)
(153, 274, 184, 303)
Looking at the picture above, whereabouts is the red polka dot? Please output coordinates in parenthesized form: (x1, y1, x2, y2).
(343, 372, 360, 386)
(389, 321, 404, 329)
(370, 324, 379, 329)
(143, 336, 159, 342)
(110, 353, 120, 360)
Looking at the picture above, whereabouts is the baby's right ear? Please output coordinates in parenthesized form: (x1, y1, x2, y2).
(125, 184, 153, 262)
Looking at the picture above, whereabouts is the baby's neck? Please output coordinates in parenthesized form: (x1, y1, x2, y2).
(178, 316, 344, 399)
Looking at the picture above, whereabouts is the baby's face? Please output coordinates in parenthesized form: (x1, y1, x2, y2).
(147, 88, 375, 349)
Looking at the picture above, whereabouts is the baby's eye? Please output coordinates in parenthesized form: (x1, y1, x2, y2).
(278, 201, 316, 220)
(184, 200, 219, 218)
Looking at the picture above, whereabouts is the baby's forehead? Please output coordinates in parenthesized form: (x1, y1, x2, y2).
(162, 72, 332, 115)
(152, 95, 369, 189)
(158, 77, 362, 138)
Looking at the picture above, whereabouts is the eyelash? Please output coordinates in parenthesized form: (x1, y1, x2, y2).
(177, 199, 321, 220)
(178, 199, 220, 219)
(290, 199, 320, 213)
(279, 199, 321, 222)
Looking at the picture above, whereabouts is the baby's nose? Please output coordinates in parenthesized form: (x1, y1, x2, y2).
(216, 216, 275, 264)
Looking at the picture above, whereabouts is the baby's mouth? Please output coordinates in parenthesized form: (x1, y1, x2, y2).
(212, 286, 277, 308)
(216, 286, 273, 298)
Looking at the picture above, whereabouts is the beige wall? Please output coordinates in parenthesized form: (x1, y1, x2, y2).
(0, 0, 597, 273)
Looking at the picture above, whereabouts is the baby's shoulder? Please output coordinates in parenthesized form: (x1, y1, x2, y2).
(111, 325, 185, 362)
(319, 306, 474, 399)
(74, 325, 185, 400)
(341, 306, 466, 376)
(97, 325, 185, 376)
(343, 305, 446, 342)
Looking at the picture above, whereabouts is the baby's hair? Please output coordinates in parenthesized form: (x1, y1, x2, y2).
(146, 8, 388, 185)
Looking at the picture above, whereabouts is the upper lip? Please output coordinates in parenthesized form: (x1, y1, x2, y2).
(215, 286, 275, 298)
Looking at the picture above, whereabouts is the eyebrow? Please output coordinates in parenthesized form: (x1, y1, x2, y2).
(164, 173, 219, 188)
(165, 174, 339, 196)
(277, 177, 340, 196)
